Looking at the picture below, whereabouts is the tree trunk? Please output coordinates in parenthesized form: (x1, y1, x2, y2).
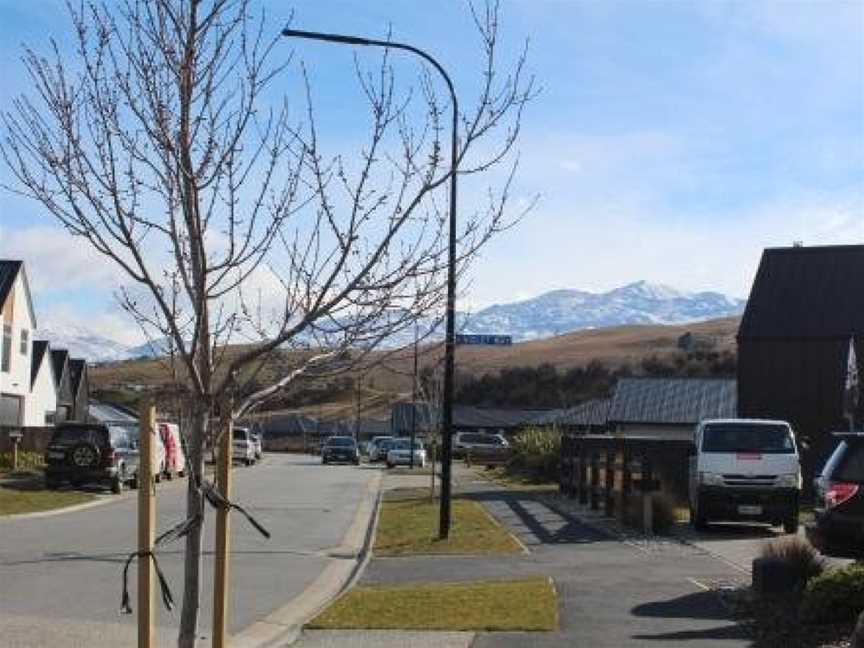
(853, 610, 864, 648)
(178, 407, 208, 648)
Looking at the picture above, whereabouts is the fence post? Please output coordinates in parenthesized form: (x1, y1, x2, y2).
(642, 452, 654, 536)
(604, 445, 615, 516)
(138, 403, 156, 648)
(213, 417, 233, 648)
(578, 444, 588, 505)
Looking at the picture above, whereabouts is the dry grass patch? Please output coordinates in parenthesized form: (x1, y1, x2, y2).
(374, 490, 522, 556)
(0, 484, 96, 516)
(308, 577, 557, 631)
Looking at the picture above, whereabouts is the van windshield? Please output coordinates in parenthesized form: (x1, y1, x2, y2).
(701, 423, 795, 454)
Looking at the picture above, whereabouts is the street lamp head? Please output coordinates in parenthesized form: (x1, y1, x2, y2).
(280, 27, 372, 47)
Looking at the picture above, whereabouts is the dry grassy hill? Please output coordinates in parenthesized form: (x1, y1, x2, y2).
(90, 316, 740, 415)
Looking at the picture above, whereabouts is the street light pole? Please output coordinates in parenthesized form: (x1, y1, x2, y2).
(281, 27, 459, 539)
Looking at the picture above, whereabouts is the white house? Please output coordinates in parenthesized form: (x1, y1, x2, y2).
(0, 260, 62, 429)
(26, 340, 57, 426)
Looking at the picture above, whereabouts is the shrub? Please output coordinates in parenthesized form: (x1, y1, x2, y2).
(758, 537, 825, 591)
(800, 563, 864, 625)
(508, 428, 561, 481)
(622, 493, 680, 534)
(0, 450, 45, 472)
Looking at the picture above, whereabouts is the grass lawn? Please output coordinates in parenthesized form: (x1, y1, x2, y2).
(0, 483, 96, 516)
(479, 467, 558, 493)
(374, 490, 522, 556)
(308, 577, 558, 631)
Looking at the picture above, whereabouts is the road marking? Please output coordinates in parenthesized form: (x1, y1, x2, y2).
(687, 577, 711, 592)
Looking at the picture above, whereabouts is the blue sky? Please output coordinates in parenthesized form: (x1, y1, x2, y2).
(0, 1, 862, 343)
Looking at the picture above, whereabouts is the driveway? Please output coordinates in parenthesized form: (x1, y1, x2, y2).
(0, 454, 378, 647)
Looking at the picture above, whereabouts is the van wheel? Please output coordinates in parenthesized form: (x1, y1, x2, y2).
(783, 510, 799, 534)
(129, 475, 139, 490)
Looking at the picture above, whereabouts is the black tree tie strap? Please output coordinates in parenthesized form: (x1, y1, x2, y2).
(120, 550, 175, 614)
(202, 481, 271, 539)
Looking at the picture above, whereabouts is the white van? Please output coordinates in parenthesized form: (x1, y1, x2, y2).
(688, 418, 802, 533)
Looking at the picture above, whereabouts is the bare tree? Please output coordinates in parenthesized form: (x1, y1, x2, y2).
(2, 0, 534, 644)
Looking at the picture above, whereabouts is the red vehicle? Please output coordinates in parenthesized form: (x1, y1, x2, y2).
(158, 422, 186, 479)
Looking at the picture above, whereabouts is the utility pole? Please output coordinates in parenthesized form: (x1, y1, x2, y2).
(354, 376, 361, 441)
(410, 325, 419, 469)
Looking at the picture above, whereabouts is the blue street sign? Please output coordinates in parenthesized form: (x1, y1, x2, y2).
(455, 334, 513, 346)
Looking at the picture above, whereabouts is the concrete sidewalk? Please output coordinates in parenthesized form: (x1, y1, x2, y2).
(293, 468, 749, 647)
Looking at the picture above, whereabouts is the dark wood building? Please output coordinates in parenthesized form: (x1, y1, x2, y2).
(50, 349, 74, 423)
(737, 244, 864, 479)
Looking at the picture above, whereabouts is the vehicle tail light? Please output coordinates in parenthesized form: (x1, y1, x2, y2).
(825, 481, 859, 509)
(102, 448, 117, 466)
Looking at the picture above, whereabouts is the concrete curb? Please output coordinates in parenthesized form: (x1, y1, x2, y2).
(231, 470, 384, 648)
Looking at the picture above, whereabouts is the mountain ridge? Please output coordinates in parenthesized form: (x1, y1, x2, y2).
(38, 280, 746, 361)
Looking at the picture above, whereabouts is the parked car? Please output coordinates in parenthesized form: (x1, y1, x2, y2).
(364, 435, 390, 457)
(368, 436, 395, 462)
(158, 422, 186, 479)
(233, 426, 256, 466)
(321, 436, 360, 465)
(44, 422, 138, 493)
(251, 432, 263, 460)
(806, 432, 864, 558)
(688, 418, 801, 533)
(128, 425, 167, 489)
(453, 432, 509, 459)
(386, 439, 426, 468)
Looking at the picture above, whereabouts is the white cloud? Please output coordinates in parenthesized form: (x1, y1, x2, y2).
(0, 225, 121, 293)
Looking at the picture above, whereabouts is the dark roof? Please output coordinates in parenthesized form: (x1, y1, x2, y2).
(609, 378, 737, 425)
(534, 398, 611, 427)
(30, 340, 50, 387)
(739, 245, 864, 340)
(0, 260, 22, 307)
(391, 402, 549, 433)
(51, 349, 69, 386)
(89, 401, 137, 423)
(68, 358, 87, 396)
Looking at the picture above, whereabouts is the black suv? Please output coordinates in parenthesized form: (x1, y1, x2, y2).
(44, 422, 138, 493)
(806, 433, 864, 558)
(321, 436, 360, 465)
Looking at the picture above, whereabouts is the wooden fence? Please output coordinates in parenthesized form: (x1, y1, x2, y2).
(559, 434, 694, 519)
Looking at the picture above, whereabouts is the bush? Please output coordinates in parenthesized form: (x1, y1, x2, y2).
(508, 428, 561, 481)
(800, 563, 864, 625)
(0, 450, 45, 472)
(622, 493, 680, 534)
(758, 537, 825, 591)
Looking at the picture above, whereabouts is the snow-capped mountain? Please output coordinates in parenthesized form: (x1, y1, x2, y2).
(36, 321, 136, 362)
(36, 281, 745, 361)
(460, 281, 745, 341)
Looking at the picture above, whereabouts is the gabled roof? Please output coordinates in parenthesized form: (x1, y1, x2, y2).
(608, 378, 737, 425)
(0, 260, 37, 328)
(30, 340, 53, 388)
(0, 260, 22, 307)
(391, 402, 549, 432)
(68, 358, 87, 397)
(51, 349, 70, 387)
(534, 398, 611, 427)
(739, 245, 864, 341)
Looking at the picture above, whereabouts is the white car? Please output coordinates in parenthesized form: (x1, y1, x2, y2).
(368, 436, 395, 462)
(453, 432, 509, 458)
(128, 425, 167, 488)
(386, 439, 426, 468)
(232, 427, 256, 466)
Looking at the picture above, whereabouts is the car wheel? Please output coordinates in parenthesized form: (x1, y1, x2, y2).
(322, 458, 328, 465)
(111, 475, 123, 494)
(154, 472, 161, 484)
(129, 475, 139, 490)
(45, 476, 60, 490)
(165, 470, 173, 481)
(783, 510, 800, 535)
(386, 462, 394, 469)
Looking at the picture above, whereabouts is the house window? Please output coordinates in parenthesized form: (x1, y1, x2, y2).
(1, 324, 11, 372)
(20, 329, 29, 355)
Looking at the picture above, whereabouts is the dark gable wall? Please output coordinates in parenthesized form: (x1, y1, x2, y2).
(737, 245, 864, 482)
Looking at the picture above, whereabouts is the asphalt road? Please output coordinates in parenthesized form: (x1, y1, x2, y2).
(1, 454, 377, 647)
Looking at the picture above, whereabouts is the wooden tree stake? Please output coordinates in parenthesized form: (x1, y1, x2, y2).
(213, 418, 233, 647)
(138, 403, 156, 648)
